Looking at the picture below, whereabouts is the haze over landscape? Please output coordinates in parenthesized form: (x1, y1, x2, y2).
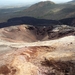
(0, 0, 75, 75)
(0, 0, 72, 7)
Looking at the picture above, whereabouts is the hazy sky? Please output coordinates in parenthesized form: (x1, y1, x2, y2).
(0, 0, 72, 6)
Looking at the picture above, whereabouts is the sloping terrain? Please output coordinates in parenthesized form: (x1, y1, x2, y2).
(0, 1, 75, 22)
(19, 2, 75, 20)
(0, 24, 74, 42)
(0, 35, 75, 75)
(0, 1, 75, 75)
(68, 0, 75, 4)
(60, 17, 75, 26)
(0, 6, 29, 23)
(0, 25, 37, 42)
(0, 19, 75, 75)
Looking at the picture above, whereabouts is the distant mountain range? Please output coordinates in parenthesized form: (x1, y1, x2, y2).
(68, 0, 75, 4)
(0, 0, 75, 22)
(16, 1, 75, 20)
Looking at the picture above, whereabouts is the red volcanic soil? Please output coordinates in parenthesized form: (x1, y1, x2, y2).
(0, 41, 75, 75)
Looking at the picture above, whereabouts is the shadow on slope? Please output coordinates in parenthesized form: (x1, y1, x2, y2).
(59, 17, 75, 27)
(0, 16, 60, 28)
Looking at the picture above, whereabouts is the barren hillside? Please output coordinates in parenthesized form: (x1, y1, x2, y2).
(0, 35, 75, 75)
(0, 21, 75, 75)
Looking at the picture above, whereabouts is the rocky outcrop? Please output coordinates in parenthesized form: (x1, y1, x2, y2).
(0, 24, 75, 42)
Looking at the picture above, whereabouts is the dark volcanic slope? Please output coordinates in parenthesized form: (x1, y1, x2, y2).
(60, 17, 75, 26)
(0, 16, 60, 28)
(0, 16, 75, 42)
